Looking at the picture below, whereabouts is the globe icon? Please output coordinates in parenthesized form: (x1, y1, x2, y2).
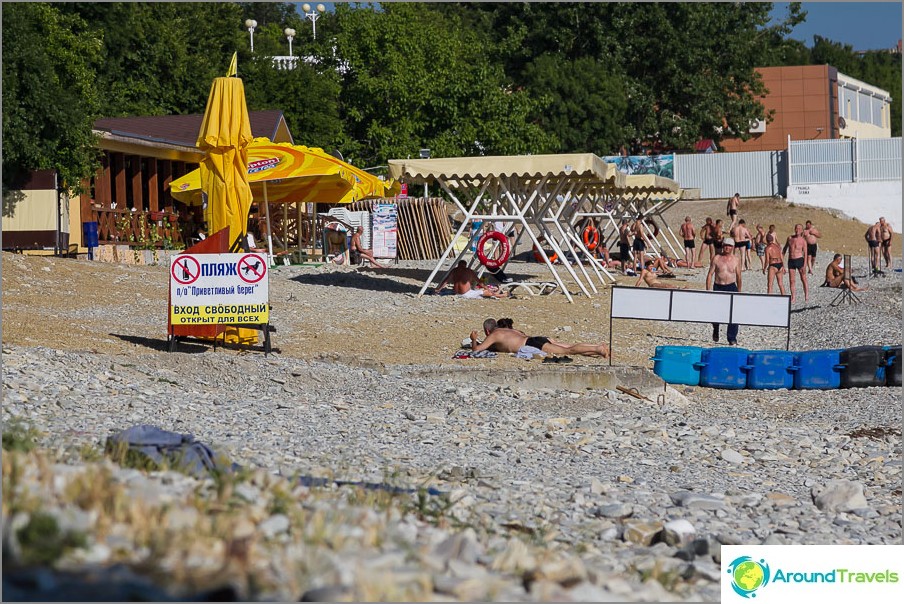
(733, 560, 765, 592)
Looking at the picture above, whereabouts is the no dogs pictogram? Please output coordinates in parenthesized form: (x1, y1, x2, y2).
(171, 256, 201, 285)
(237, 254, 267, 284)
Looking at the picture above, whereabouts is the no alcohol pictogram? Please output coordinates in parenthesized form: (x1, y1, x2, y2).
(237, 254, 267, 284)
(171, 256, 201, 285)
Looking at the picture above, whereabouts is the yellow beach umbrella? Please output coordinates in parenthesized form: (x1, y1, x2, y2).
(171, 138, 399, 206)
(196, 77, 254, 251)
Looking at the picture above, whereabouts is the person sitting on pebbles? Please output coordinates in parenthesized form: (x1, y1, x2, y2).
(434, 261, 511, 299)
(634, 260, 687, 289)
(469, 319, 609, 358)
(824, 254, 868, 292)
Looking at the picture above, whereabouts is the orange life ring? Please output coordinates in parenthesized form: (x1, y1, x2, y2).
(582, 225, 600, 251)
(476, 231, 511, 269)
(533, 245, 558, 264)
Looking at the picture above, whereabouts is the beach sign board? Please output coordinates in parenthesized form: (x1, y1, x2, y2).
(169, 253, 269, 325)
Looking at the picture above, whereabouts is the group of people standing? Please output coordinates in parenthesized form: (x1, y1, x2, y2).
(864, 217, 895, 274)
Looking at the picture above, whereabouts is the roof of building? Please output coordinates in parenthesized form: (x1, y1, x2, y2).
(694, 139, 717, 152)
(93, 110, 290, 149)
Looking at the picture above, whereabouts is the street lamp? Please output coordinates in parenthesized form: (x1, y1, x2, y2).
(245, 19, 258, 53)
(301, 3, 326, 40)
(284, 27, 296, 56)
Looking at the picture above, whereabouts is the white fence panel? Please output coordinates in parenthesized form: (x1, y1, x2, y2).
(673, 151, 785, 199)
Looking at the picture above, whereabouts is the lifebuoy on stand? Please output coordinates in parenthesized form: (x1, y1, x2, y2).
(476, 230, 511, 270)
(582, 224, 600, 251)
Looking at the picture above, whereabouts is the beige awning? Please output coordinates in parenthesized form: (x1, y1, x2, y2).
(622, 174, 680, 194)
(388, 153, 627, 189)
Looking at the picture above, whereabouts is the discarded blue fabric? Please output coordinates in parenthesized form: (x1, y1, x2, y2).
(106, 425, 240, 479)
(516, 345, 546, 360)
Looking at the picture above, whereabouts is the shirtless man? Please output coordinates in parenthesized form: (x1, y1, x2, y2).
(879, 217, 894, 269)
(635, 260, 686, 289)
(350, 227, 388, 269)
(753, 224, 768, 273)
(764, 239, 786, 295)
(631, 216, 649, 272)
(706, 237, 742, 345)
(699, 217, 716, 264)
(726, 193, 740, 229)
(469, 322, 609, 357)
(783, 223, 809, 303)
(679, 216, 696, 267)
(712, 219, 725, 256)
(731, 219, 752, 271)
(765, 224, 777, 245)
(617, 218, 633, 275)
(434, 260, 510, 299)
(824, 254, 867, 291)
(865, 221, 882, 273)
(803, 220, 822, 274)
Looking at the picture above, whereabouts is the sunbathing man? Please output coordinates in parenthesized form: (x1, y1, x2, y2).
(679, 216, 696, 267)
(865, 221, 882, 273)
(350, 226, 389, 269)
(469, 322, 609, 358)
(434, 260, 510, 299)
(824, 254, 867, 291)
(879, 217, 894, 269)
(803, 220, 822, 274)
(634, 260, 686, 289)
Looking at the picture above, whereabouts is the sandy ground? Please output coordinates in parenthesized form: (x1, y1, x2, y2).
(1, 198, 898, 368)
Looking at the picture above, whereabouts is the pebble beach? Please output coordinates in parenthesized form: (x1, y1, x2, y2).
(2, 200, 901, 601)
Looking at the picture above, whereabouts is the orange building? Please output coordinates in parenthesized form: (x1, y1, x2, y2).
(721, 65, 892, 153)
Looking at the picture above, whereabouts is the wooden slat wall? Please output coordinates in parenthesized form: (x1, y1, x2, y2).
(347, 197, 452, 260)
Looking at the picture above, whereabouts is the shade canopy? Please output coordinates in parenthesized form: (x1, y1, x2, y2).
(171, 138, 399, 206)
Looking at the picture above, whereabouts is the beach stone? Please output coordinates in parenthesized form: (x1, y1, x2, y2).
(720, 449, 745, 464)
(669, 491, 726, 510)
(812, 480, 869, 512)
(622, 520, 662, 545)
(258, 514, 290, 538)
(661, 519, 696, 547)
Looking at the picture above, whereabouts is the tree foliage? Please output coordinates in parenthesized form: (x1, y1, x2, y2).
(2, 1, 901, 194)
(2, 3, 103, 192)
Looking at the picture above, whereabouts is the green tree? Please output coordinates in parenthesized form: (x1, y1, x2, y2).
(2, 3, 103, 193)
(332, 2, 556, 167)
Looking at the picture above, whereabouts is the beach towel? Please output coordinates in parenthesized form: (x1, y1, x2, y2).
(452, 349, 497, 359)
(515, 345, 547, 360)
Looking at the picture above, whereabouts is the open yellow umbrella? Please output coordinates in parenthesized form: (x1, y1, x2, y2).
(171, 138, 399, 206)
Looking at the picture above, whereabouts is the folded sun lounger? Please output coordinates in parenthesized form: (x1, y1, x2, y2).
(503, 282, 558, 296)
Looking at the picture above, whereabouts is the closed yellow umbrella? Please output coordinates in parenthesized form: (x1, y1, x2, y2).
(197, 76, 254, 251)
(196, 73, 256, 345)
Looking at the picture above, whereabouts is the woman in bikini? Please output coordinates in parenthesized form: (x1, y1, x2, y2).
(764, 240, 786, 295)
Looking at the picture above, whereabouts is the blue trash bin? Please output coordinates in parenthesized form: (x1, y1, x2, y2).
(650, 346, 703, 386)
(698, 347, 750, 389)
(746, 350, 795, 390)
(83, 221, 99, 248)
(792, 349, 843, 390)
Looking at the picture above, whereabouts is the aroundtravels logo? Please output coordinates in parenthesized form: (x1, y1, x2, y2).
(727, 556, 771, 598)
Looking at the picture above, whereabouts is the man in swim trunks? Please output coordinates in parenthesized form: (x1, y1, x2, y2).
(824, 254, 867, 291)
(754, 223, 768, 273)
(712, 219, 725, 255)
(764, 239, 786, 295)
(879, 217, 894, 269)
(434, 260, 510, 298)
(469, 322, 609, 357)
(726, 193, 740, 229)
(700, 217, 716, 264)
(803, 220, 822, 274)
(635, 260, 686, 289)
(679, 216, 696, 267)
(632, 215, 649, 272)
(783, 223, 809, 303)
(351, 227, 389, 269)
(731, 219, 752, 271)
(706, 237, 741, 345)
(865, 221, 882, 273)
(618, 218, 633, 275)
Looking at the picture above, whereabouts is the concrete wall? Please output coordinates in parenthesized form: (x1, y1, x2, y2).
(786, 180, 902, 231)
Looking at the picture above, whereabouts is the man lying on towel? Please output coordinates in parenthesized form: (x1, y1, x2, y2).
(433, 260, 511, 299)
(469, 319, 609, 358)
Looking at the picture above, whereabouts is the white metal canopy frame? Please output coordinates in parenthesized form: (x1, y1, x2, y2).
(388, 154, 638, 302)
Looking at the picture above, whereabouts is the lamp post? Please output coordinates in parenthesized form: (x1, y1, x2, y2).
(301, 3, 326, 40)
(284, 27, 296, 56)
(245, 19, 258, 52)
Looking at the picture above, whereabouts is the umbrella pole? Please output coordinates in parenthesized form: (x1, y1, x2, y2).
(264, 182, 275, 267)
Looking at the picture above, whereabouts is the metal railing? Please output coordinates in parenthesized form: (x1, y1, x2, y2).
(94, 208, 185, 248)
